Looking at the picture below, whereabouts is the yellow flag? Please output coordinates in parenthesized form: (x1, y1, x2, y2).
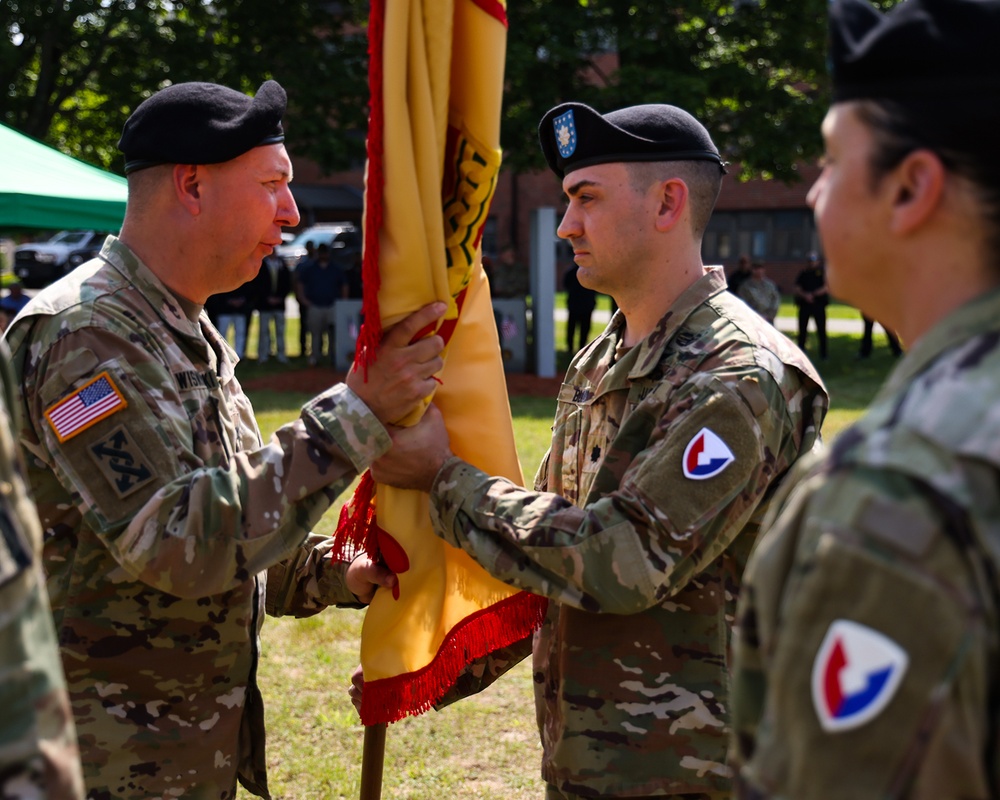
(336, 0, 546, 724)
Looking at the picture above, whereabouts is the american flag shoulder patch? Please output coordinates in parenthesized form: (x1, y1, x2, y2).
(45, 371, 127, 444)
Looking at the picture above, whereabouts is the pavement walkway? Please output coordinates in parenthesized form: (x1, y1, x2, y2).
(554, 307, 866, 335)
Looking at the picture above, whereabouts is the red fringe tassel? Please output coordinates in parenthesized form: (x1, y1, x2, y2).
(333, 471, 379, 562)
(354, 0, 387, 380)
(360, 591, 548, 726)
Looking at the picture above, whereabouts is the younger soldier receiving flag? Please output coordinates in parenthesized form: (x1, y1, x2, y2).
(369, 100, 828, 798)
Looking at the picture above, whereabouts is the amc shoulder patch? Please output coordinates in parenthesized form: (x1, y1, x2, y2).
(682, 427, 735, 480)
(45, 371, 127, 443)
(811, 618, 909, 732)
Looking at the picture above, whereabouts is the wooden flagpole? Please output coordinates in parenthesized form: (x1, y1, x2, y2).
(359, 722, 387, 800)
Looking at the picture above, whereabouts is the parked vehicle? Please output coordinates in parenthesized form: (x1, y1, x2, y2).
(275, 223, 360, 269)
(14, 230, 108, 288)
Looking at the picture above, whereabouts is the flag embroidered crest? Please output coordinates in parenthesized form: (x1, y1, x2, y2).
(45, 372, 127, 443)
(681, 427, 735, 480)
(553, 109, 577, 158)
(811, 619, 909, 732)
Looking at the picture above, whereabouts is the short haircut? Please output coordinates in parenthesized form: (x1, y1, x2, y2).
(854, 99, 1000, 262)
(124, 164, 173, 219)
(626, 160, 722, 240)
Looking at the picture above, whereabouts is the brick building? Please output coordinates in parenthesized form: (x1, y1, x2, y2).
(286, 157, 822, 296)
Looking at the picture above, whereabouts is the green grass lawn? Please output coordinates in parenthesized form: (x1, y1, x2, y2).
(236, 328, 897, 800)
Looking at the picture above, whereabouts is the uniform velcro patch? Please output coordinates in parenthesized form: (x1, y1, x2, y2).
(44, 371, 127, 443)
(88, 424, 157, 499)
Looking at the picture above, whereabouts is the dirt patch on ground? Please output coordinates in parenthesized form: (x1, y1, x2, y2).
(241, 365, 563, 398)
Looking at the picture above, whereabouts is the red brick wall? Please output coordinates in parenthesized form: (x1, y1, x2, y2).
(715, 163, 820, 210)
(289, 154, 822, 294)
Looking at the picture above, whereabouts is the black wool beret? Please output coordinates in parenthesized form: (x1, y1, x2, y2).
(830, 0, 1000, 105)
(538, 102, 725, 179)
(118, 80, 287, 174)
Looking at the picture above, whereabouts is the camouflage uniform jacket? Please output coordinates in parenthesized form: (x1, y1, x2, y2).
(431, 268, 828, 797)
(0, 337, 85, 799)
(731, 287, 1000, 799)
(4, 236, 390, 800)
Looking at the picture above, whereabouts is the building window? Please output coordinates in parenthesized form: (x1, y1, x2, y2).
(703, 210, 814, 262)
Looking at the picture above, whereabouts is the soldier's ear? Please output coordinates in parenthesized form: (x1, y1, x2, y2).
(173, 164, 203, 216)
(888, 149, 944, 236)
(654, 178, 688, 234)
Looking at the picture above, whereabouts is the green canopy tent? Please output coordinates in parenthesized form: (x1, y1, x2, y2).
(0, 123, 127, 230)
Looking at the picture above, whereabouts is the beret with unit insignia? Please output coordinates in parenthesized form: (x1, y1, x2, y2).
(118, 80, 286, 174)
(538, 102, 726, 179)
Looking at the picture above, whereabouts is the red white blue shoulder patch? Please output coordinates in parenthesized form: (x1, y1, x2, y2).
(811, 619, 909, 732)
(681, 427, 735, 480)
(45, 371, 127, 444)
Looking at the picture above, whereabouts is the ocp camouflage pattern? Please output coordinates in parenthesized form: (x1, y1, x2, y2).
(4, 236, 390, 799)
(430, 268, 828, 797)
(731, 286, 1000, 799)
(0, 337, 84, 799)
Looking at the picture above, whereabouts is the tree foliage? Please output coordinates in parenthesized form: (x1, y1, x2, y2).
(504, 0, 832, 180)
(1, 0, 370, 173)
(3, 0, 890, 181)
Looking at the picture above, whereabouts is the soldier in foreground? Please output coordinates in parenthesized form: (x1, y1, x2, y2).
(730, 0, 1000, 796)
(0, 337, 84, 799)
(366, 102, 828, 798)
(4, 80, 444, 799)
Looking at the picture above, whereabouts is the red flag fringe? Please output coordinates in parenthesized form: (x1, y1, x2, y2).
(330, 0, 387, 562)
(354, 0, 387, 380)
(360, 591, 548, 725)
(334, 471, 379, 562)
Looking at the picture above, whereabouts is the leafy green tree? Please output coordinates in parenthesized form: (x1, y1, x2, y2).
(3, 0, 903, 180)
(1, 0, 370, 173)
(504, 0, 831, 180)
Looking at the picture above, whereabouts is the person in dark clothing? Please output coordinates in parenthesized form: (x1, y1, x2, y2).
(728, 254, 753, 296)
(563, 264, 598, 352)
(295, 243, 345, 366)
(252, 253, 292, 363)
(794, 252, 829, 359)
(208, 279, 254, 359)
(295, 241, 315, 358)
(857, 313, 903, 358)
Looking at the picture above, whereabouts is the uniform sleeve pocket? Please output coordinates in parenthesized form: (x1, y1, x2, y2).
(753, 531, 983, 799)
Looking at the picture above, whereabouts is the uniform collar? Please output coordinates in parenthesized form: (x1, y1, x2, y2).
(627, 266, 728, 380)
(100, 237, 238, 381)
(874, 285, 1000, 404)
(100, 236, 206, 340)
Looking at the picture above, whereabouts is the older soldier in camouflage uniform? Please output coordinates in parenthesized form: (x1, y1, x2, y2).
(369, 103, 828, 798)
(4, 81, 444, 799)
(730, 1, 1000, 797)
(0, 336, 84, 798)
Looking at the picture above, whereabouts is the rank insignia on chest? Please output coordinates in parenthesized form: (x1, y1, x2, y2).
(45, 371, 127, 443)
(681, 427, 734, 480)
(811, 619, 909, 732)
